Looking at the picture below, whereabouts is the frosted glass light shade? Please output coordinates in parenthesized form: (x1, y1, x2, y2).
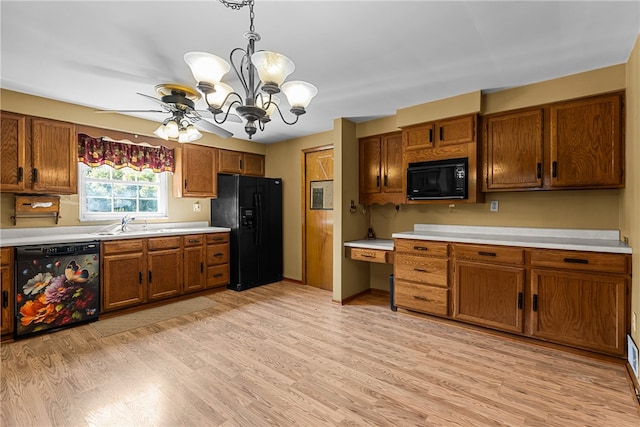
(281, 81, 318, 109)
(204, 82, 234, 109)
(257, 93, 279, 117)
(251, 51, 295, 86)
(184, 51, 230, 84)
(153, 124, 169, 140)
(165, 119, 180, 139)
(186, 125, 202, 141)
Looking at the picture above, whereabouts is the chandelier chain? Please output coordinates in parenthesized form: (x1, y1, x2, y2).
(219, 0, 254, 12)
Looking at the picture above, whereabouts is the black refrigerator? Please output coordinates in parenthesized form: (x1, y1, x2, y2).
(211, 174, 283, 291)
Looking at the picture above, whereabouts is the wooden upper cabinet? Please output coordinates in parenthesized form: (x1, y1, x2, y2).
(0, 112, 26, 192)
(1, 112, 77, 194)
(483, 108, 544, 191)
(550, 93, 624, 188)
(31, 118, 77, 194)
(403, 114, 476, 151)
(175, 144, 217, 198)
(218, 149, 265, 176)
(359, 132, 404, 205)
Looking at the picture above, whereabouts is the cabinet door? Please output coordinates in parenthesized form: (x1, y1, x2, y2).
(147, 248, 182, 301)
(453, 260, 524, 333)
(382, 132, 403, 194)
(0, 112, 27, 192)
(102, 252, 146, 311)
(183, 244, 205, 293)
(218, 149, 243, 174)
(484, 109, 543, 190)
(359, 136, 382, 195)
(403, 122, 434, 150)
(181, 145, 217, 197)
(530, 269, 626, 356)
(243, 153, 265, 177)
(0, 248, 14, 337)
(31, 118, 77, 194)
(550, 94, 623, 188)
(437, 115, 476, 146)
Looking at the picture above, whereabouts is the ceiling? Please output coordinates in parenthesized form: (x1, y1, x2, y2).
(2, 1, 639, 144)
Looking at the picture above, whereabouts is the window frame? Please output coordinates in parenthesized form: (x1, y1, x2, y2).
(78, 163, 169, 222)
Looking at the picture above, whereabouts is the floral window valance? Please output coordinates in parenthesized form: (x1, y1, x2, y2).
(78, 133, 175, 173)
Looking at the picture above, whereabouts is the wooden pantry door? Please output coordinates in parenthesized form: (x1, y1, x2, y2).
(302, 146, 334, 290)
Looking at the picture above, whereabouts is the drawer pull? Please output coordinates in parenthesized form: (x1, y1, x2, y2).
(413, 246, 429, 251)
(359, 252, 375, 258)
(188, 239, 202, 243)
(213, 273, 224, 278)
(563, 258, 589, 264)
(532, 294, 538, 312)
(413, 295, 430, 302)
(212, 237, 224, 241)
(213, 252, 225, 257)
(2, 290, 8, 308)
(517, 292, 523, 310)
(413, 268, 430, 273)
(478, 251, 497, 257)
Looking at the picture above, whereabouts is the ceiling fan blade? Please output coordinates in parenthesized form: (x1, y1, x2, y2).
(137, 92, 174, 111)
(196, 109, 243, 123)
(194, 118, 233, 139)
(95, 109, 166, 113)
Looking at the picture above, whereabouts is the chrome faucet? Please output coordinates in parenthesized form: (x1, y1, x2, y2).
(121, 215, 135, 232)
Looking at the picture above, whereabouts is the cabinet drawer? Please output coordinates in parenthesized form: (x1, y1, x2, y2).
(206, 233, 229, 245)
(394, 279, 448, 316)
(207, 244, 229, 266)
(394, 239, 448, 257)
(349, 248, 392, 264)
(207, 264, 229, 288)
(183, 234, 205, 247)
(0, 247, 12, 265)
(454, 243, 524, 265)
(530, 249, 629, 274)
(394, 256, 448, 287)
(102, 239, 144, 255)
(148, 236, 181, 251)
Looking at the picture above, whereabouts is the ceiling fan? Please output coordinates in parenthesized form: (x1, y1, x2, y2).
(96, 83, 236, 141)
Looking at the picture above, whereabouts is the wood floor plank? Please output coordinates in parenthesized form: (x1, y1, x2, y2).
(1, 281, 639, 426)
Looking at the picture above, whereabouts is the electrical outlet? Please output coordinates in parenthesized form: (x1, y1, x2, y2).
(624, 236, 630, 245)
(633, 312, 638, 333)
(490, 200, 499, 212)
(193, 202, 201, 213)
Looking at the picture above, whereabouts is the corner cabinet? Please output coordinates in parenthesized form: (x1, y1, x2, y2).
(218, 149, 265, 177)
(1, 112, 77, 194)
(482, 92, 624, 192)
(359, 132, 404, 205)
(174, 144, 218, 198)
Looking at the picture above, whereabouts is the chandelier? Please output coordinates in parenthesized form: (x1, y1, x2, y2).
(184, 0, 318, 139)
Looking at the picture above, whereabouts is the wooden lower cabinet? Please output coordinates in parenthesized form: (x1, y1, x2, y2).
(183, 234, 206, 293)
(147, 237, 182, 301)
(206, 232, 230, 288)
(1, 247, 14, 338)
(102, 240, 146, 312)
(530, 269, 627, 356)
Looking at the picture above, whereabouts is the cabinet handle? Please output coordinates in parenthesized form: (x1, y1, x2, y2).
(240, 159, 244, 170)
(139, 272, 143, 284)
(439, 127, 443, 141)
(384, 175, 388, 187)
(536, 163, 542, 179)
(429, 128, 433, 143)
(517, 292, 523, 310)
(213, 252, 224, 257)
(413, 246, 429, 251)
(563, 258, 589, 264)
(213, 273, 224, 278)
(478, 251, 497, 257)
(376, 175, 380, 187)
(33, 168, 38, 183)
(532, 294, 538, 312)
(17, 167, 23, 183)
(184, 179, 188, 190)
(2, 290, 8, 308)
(213, 237, 224, 241)
(188, 239, 201, 243)
(148, 270, 152, 282)
(413, 295, 429, 302)
(413, 268, 430, 273)
(200, 262, 204, 274)
(552, 161, 557, 178)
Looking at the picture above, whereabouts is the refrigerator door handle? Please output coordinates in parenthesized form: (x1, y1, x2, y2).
(256, 193, 263, 246)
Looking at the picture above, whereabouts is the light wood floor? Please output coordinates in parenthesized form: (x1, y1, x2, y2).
(1, 281, 639, 426)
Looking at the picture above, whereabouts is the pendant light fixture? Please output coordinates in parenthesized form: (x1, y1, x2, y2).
(184, 0, 318, 139)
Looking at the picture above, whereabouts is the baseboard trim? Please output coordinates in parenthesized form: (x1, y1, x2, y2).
(282, 277, 303, 285)
(625, 361, 640, 414)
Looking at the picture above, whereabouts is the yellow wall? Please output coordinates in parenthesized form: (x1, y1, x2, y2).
(620, 34, 640, 379)
(0, 89, 265, 229)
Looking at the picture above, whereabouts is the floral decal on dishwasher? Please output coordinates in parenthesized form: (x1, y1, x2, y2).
(17, 255, 99, 336)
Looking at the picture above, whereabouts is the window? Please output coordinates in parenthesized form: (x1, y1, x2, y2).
(78, 163, 169, 221)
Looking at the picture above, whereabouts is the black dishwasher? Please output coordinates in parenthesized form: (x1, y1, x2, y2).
(15, 241, 100, 338)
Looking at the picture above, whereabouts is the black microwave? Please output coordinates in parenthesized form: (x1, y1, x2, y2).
(406, 158, 468, 200)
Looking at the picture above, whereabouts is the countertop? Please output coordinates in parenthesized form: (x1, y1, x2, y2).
(343, 239, 394, 251)
(0, 221, 231, 247)
(391, 224, 632, 254)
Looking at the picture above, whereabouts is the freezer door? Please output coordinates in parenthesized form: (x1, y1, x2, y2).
(257, 178, 283, 284)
